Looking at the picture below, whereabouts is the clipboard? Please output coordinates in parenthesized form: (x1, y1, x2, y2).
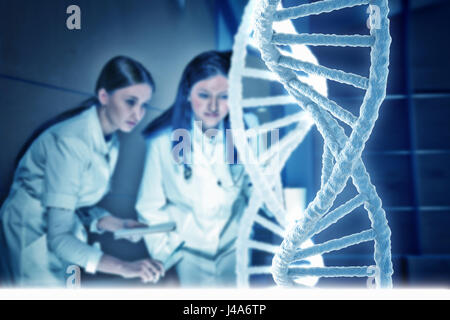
(113, 221, 176, 240)
(163, 241, 185, 270)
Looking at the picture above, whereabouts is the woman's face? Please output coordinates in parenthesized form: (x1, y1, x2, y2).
(99, 83, 152, 133)
(189, 74, 229, 130)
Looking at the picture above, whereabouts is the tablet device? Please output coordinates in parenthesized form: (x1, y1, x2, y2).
(114, 221, 176, 240)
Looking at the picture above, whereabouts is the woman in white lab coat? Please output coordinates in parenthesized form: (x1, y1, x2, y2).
(136, 51, 253, 287)
(0, 56, 164, 287)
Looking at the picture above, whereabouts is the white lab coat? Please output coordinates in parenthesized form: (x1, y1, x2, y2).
(0, 106, 118, 287)
(136, 120, 252, 287)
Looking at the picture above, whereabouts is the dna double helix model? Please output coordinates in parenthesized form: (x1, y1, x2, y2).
(229, 0, 393, 288)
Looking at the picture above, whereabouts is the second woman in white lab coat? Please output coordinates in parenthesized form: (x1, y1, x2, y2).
(136, 51, 253, 287)
(0, 56, 164, 287)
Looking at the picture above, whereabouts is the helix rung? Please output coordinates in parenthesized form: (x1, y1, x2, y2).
(278, 55, 369, 90)
(305, 193, 366, 238)
(288, 266, 375, 278)
(273, 33, 375, 48)
(259, 200, 288, 230)
(246, 111, 310, 138)
(294, 229, 375, 261)
(248, 240, 279, 254)
(254, 214, 286, 238)
(259, 124, 310, 165)
(264, 127, 313, 174)
(274, 0, 371, 21)
(248, 266, 272, 275)
(289, 78, 357, 126)
(241, 95, 297, 108)
(242, 67, 279, 81)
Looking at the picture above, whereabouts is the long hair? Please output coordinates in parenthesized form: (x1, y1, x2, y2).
(15, 56, 155, 165)
(143, 50, 232, 136)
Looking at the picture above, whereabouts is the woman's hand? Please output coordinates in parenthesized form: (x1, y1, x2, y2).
(119, 259, 165, 283)
(97, 255, 165, 284)
(97, 216, 148, 242)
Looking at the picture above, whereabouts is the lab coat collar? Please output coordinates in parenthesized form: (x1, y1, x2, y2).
(192, 118, 224, 146)
(88, 105, 118, 155)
